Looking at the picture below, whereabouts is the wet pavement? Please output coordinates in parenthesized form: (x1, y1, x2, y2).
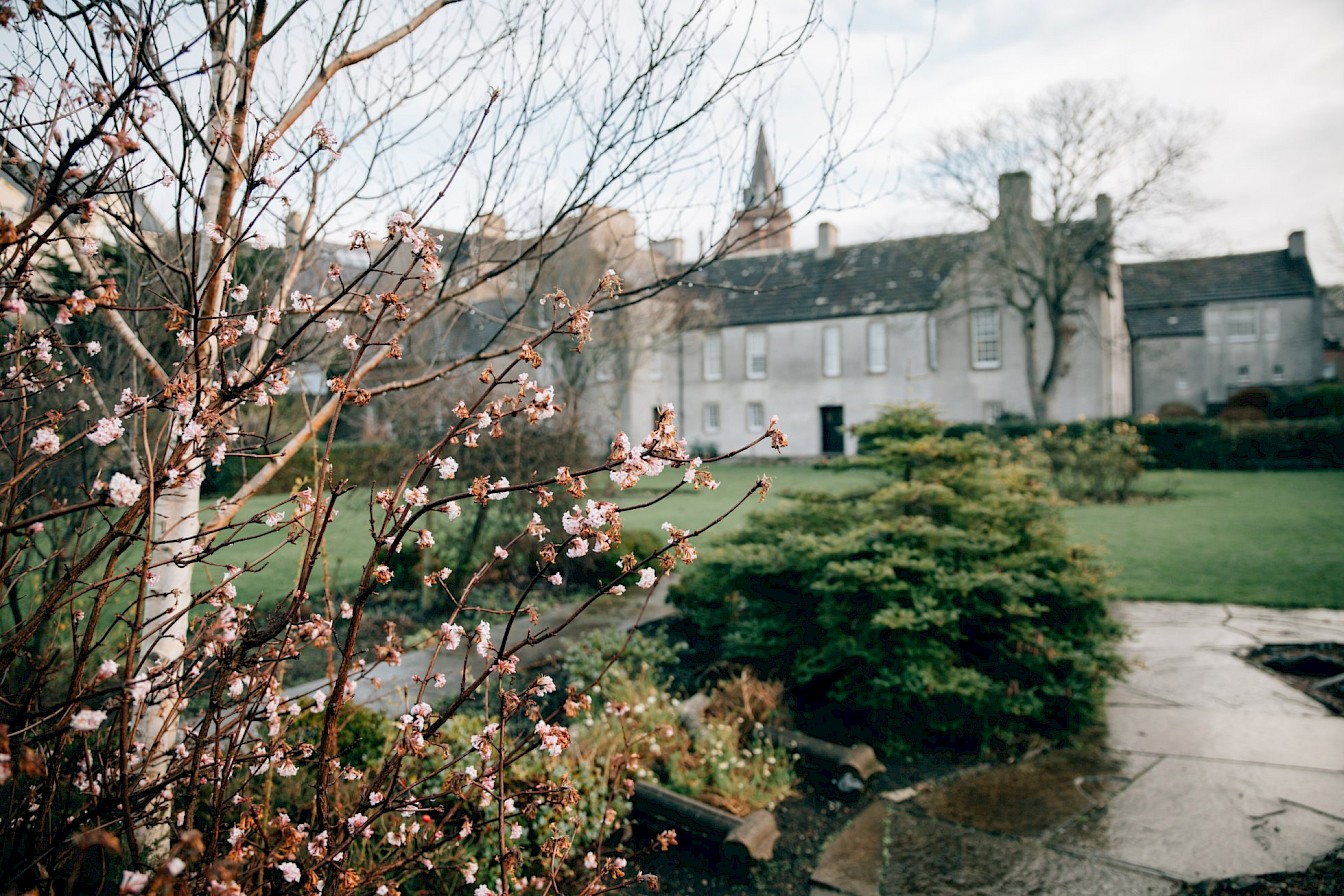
(811, 601, 1344, 896)
(282, 581, 679, 716)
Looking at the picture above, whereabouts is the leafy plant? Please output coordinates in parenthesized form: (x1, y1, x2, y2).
(672, 406, 1124, 757)
(1032, 420, 1147, 503)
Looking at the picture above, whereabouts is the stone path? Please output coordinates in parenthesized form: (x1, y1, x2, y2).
(811, 601, 1344, 896)
(282, 580, 678, 717)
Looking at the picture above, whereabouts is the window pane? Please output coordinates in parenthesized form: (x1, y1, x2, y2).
(971, 308, 1001, 368)
(1262, 306, 1280, 342)
(747, 402, 766, 430)
(867, 322, 887, 373)
(746, 331, 767, 379)
(822, 326, 841, 377)
(704, 402, 720, 433)
(703, 332, 723, 380)
(1227, 308, 1257, 342)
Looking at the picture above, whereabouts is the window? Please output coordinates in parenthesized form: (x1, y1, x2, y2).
(1176, 376, 1190, 393)
(983, 401, 1004, 424)
(1227, 308, 1257, 343)
(594, 354, 615, 382)
(1206, 308, 1223, 344)
(1236, 364, 1251, 384)
(703, 402, 720, 433)
(1272, 363, 1285, 384)
(971, 307, 1001, 369)
(1262, 307, 1280, 342)
(703, 331, 723, 381)
(746, 402, 766, 430)
(746, 330, 767, 379)
(867, 321, 888, 373)
(822, 326, 842, 377)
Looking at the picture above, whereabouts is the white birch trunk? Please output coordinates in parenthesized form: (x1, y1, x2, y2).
(134, 468, 203, 857)
(134, 4, 238, 859)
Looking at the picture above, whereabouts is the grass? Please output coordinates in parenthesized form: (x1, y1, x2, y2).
(205, 462, 1344, 611)
(1064, 470, 1344, 609)
(201, 459, 884, 606)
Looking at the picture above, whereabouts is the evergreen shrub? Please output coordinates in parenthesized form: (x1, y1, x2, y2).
(671, 406, 1123, 757)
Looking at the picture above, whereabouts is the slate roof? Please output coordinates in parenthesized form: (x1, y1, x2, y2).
(1122, 250, 1314, 309)
(677, 231, 980, 329)
(1126, 304, 1205, 340)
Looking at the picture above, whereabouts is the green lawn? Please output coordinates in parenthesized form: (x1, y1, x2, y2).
(1064, 470, 1344, 609)
(202, 460, 883, 605)
(206, 464, 1344, 611)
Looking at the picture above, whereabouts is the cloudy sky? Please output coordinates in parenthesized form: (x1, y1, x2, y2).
(769, 0, 1344, 282)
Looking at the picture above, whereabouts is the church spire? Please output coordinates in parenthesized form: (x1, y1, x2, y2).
(721, 124, 792, 256)
(744, 124, 781, 210)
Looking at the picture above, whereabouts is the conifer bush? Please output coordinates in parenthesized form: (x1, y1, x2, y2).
(672, 406, 1124, 757)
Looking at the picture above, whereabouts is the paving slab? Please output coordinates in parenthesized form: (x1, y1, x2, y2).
(1221, 610, 1344, 646)
(809, 801, 885, 896)
(1114, 649, 1329, 715)
(879, 808, 1178, 896)
(913, 749, 1158, 838)
(1052, 756, 1344, 881)
(1107, 704, 1344, 771)
(814, 602, 1344, 895)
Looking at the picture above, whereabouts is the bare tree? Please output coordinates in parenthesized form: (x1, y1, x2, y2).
(0, 0, 828, 891)
(925, 80, 1210, 421)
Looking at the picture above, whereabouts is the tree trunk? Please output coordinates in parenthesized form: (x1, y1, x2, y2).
(1021, 313, 1049, 422)
(134, 467, 202, 858)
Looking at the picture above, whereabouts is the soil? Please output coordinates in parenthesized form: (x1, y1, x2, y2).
(1174, 849, 1344, 896)
(628, 760, 957, 896)
(1243, 642, 1344, 715)
(619, 637, 1344, 896)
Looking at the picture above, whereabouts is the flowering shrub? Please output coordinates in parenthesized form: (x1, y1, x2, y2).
(0, 2, 807, 892)
(560, 631, 798, 816)
(1031, 420, 1147, 503)
(672, 406, 1124, 757)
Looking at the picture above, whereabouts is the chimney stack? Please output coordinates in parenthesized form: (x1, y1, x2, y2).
(998, 171, 1032, 224)
(1095, 194, 1112, 228)
(476, 213, 507, 241)
(650, 237, 684, 265)
(816, 222, 837, 261)
(1288, 230, 1306, 260)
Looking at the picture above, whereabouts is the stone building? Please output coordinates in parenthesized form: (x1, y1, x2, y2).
(624, 136, 1131, 456)
(1123, 235, 1323, 414)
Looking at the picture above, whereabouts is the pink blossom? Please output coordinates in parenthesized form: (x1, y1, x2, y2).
(87, 417, 124, 446)
(86, 340, 101, 355)
(70, 708, 107, 732)
(637, 568, 657, 589)
(278, 862, 301, 883)
(119, 871, 149, 893)
(324, 318, 343, 333)
(107, 473, 142, 507)
(436, 456, 459, 479)
(416, 528, 435, 549)
(439, 623, 464, 649)
(342, 334, 360, 351)
(493, 545, 508, 560)
(30, 427, 60, 455)
(474, 621, 491, 657)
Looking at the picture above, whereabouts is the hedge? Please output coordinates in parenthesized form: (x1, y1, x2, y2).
(942, 417, 1344, 471)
